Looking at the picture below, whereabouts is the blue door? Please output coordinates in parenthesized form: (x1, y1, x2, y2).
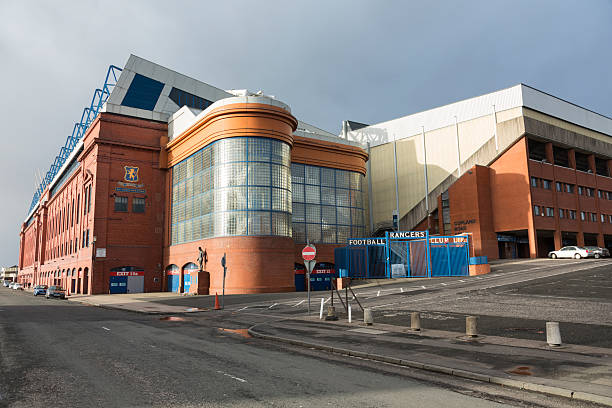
(167, 275, 179, 292)
(183, 273, 191, 293)
(110, 276, 128, 294)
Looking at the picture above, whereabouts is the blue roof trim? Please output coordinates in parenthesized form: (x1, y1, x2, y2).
(28, 65, 122, 214)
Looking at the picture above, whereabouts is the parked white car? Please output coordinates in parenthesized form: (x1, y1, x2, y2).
(548, 246, 591, 259)
(11, 283, 23, 290)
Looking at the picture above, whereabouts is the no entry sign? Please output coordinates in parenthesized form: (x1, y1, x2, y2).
(302, 245, 316, 261)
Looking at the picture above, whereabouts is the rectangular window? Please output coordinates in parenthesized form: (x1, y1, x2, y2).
(76, 194, 80, 224)
(559, 209, 565, 219)
(598, 190, 603, 198)
(602, 214, 606, 223)
(569, 210, 576, 220)
(609, 215, 612, 223)
(530, 177, 538, 188)
(533, 205, 540, 216)
(546, 207, 554, 217)
(565, 184, 574, 193)
(586, 187, 594, 197)
(590, 213, 597, 222)
(578, 186, 584, 195)
(86, 229, 90, 247)
(114, 196, 128, 212)
(555, 182, 562, 192)
(87, 186, 92, 213)
(541, 179, 551, 190)
(132, 197, 145, 213)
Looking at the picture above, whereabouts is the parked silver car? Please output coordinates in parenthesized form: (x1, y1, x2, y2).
(584, 246, 610, 259)
(548, 246, 591, 259)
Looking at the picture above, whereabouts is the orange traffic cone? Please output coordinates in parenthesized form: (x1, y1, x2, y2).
(214, 292, 221, 310)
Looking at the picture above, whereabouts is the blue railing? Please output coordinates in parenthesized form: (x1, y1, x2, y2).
(28, 65, 123, 213)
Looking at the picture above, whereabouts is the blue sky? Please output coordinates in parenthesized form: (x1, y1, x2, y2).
(0, 0, 610, 264)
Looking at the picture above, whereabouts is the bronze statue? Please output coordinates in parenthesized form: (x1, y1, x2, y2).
(197, 247, 207, 271)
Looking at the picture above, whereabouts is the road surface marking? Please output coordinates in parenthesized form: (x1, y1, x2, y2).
(292, 300, 305, 307)
(236, 306, 249, 312)
(323, 297, 331, 304)
(217, 370, 247, 383)
(102, 326, 110, 331)
(268, 303, 278, 309)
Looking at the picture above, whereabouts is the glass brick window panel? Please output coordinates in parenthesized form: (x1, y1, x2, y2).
(272, 212, 291, 236)
(351, 208, 363, 225)
(248, 211, 271, 235)
(248, 187, 271, 210)
(249, 138, 270, 162)
(322, 225, 337, 243)
(271, 140, 290, 166)
(306, 223, 321, 243)
(272, 188, 290, 212)
(350, 172, 362, 190)
(321, 187, 335, 205)
(171, 137, 291, 244)
(248, 162, 271, 186)
(337, 206, 350, 225)
(336, 188, 350, 207)
(291, 163, 305, 184)
(292, 223, 306, 243)
(271, 164, 290, 190)
(292, 183, 304, 202)
(215, 163, 247, 188)
(114, 196, 128, 212)
(337, 226, 350, 243)
(215, 187, 247, 211)
(321, 205, 336, 225)
(336, 169, 350, 189)
(305, 185, 320, 204)
(305, 204, 321, 223)
(352, 226, 364, 238)
(305, 165, 320, 185)
(293, 203, 305, 222)
(321, 167, 335, 187)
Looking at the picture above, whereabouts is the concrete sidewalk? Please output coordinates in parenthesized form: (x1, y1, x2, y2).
(67, 292, 208, 314)
(248, 316, 612, 407)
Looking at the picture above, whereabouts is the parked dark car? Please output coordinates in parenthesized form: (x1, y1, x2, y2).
(46, 286, 66, 299)
(33, 285, 48, 296)
(584, 246, 610, 259)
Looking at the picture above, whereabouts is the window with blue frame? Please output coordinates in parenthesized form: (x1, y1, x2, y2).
(121, 74, 165, 111)
(168, 87, 213, 111)
(291, 163, 365, 244)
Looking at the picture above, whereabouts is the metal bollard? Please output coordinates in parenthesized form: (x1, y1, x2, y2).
(466, 316, 478, 337)
(364, 308, 374, 325)
(348, 304, 352, 323)
(411, 312, 421, 331)
(325, 305, 338, 321)
(319, 298, 324, 319)
(546, 322, 562, 347)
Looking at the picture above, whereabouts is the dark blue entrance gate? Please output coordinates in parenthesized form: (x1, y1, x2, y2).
(336, 231, 469, 279)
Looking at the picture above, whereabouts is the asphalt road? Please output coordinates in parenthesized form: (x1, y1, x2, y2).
(0, 289, 517, 408)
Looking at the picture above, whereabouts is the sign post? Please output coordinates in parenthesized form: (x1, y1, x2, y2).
(221, 253, 227, 309)
(302, 244, 317, 315)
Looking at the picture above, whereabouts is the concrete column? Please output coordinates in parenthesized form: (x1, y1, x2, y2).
(577, 232, 585, 247)
(568, 149, 577, 170)
(545, 142, 554, 164)
(588, 154, 596, 173)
